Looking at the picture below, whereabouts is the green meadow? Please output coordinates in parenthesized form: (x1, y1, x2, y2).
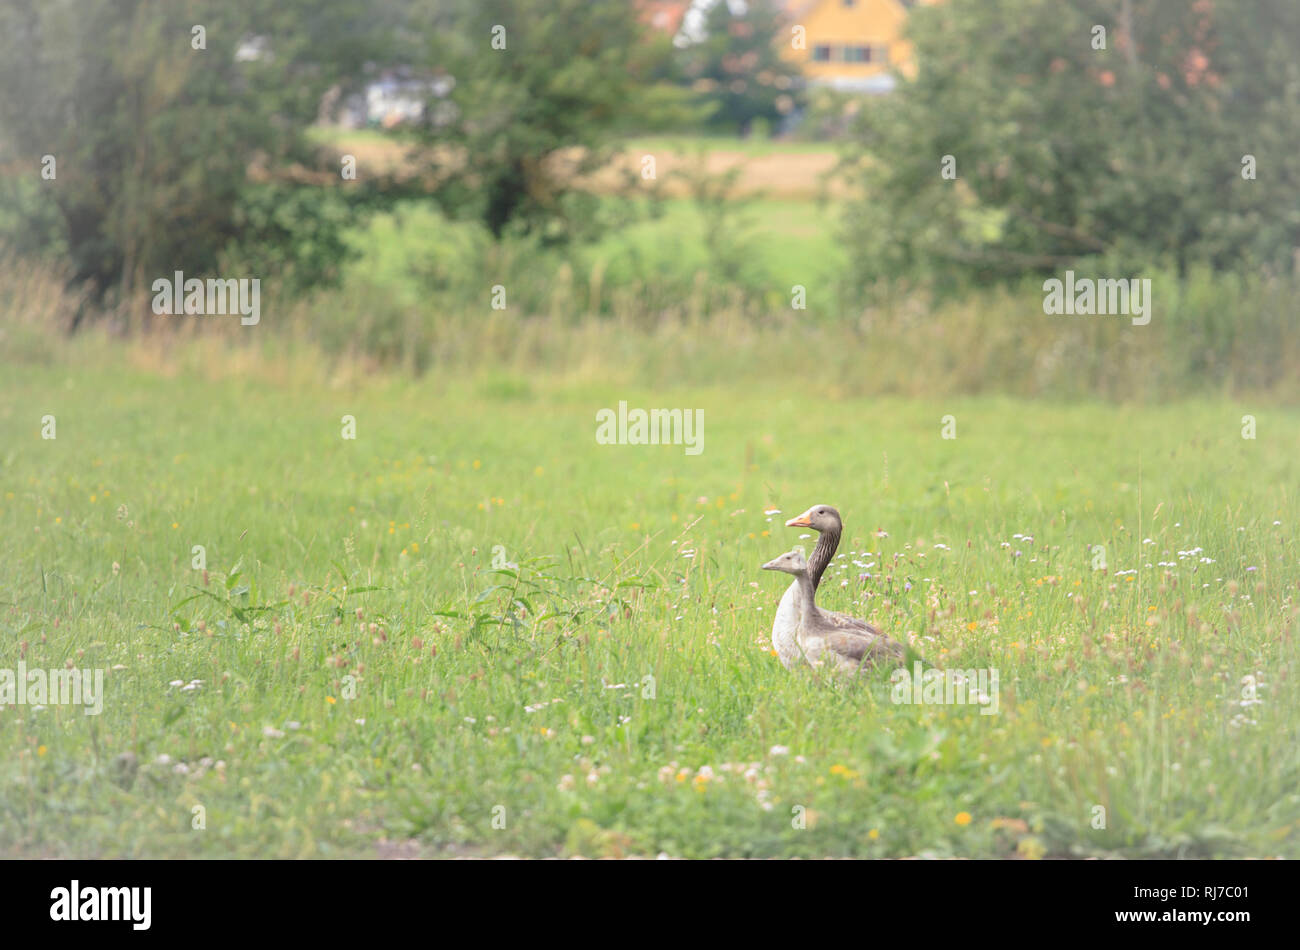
(346, 197, 845, 305)
(2, 354, 1297, 858)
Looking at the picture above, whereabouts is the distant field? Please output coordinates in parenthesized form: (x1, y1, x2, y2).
(3, 358, 1297, 858)
(619, 134, 841, 158)
(308, 127, 847, 198)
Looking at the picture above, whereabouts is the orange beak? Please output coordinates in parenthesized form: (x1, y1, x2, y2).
(785, 509, 813, 528)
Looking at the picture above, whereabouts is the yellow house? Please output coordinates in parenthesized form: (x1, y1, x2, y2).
(783, 0, 937, 91)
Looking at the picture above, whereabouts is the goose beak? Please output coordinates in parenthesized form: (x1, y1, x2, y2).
(785, 509, 813, 528)
(761, 557, 781, 571)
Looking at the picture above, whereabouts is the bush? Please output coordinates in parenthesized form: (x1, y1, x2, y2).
(843, 0, 1300, 294)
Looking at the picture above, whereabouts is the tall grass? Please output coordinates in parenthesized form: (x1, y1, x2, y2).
(4, 244, 1296, 403)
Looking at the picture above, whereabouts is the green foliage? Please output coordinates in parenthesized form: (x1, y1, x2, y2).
(0, 176, 67, 263)
(844, 0, 1300, 292)
(0, 0, 391, 308)
(675, 0, 805, 133)
(426, 0, 696, 240)
(239, 194, 1296, 401)
(223, 184, 357, 295)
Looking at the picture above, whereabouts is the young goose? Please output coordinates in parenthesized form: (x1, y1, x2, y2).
(762, 547, 905, 673)
(770, 504, 842, 669)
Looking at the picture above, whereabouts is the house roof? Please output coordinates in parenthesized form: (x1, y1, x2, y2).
(638, 0, 691, 35)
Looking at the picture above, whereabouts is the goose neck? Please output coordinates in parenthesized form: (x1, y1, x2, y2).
(795, 569, 818, 626)
(809, 524, 841, 590)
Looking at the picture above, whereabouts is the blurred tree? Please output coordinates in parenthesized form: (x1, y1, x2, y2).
(676, 0, 804, 135)
(425, 0, 696, 241)
(0, 0, 398, 317)
(844, 0, 1300, 293)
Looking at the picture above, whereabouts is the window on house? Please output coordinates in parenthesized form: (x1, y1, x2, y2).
(812, 45, 832, 62)
(844, 46, 872, 62)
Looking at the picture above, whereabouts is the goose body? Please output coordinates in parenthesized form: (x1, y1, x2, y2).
(770, 505, 842, 669)
(763, 547, 905, 674)
(771, 582, 804, 669)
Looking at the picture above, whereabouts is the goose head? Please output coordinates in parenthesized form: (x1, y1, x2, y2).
(785, 504, 841, 533)
(762, 547, 808, 576)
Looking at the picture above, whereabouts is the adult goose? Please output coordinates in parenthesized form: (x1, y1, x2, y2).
(770, 504, 842, 669)
(762, 547, 905, 673)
